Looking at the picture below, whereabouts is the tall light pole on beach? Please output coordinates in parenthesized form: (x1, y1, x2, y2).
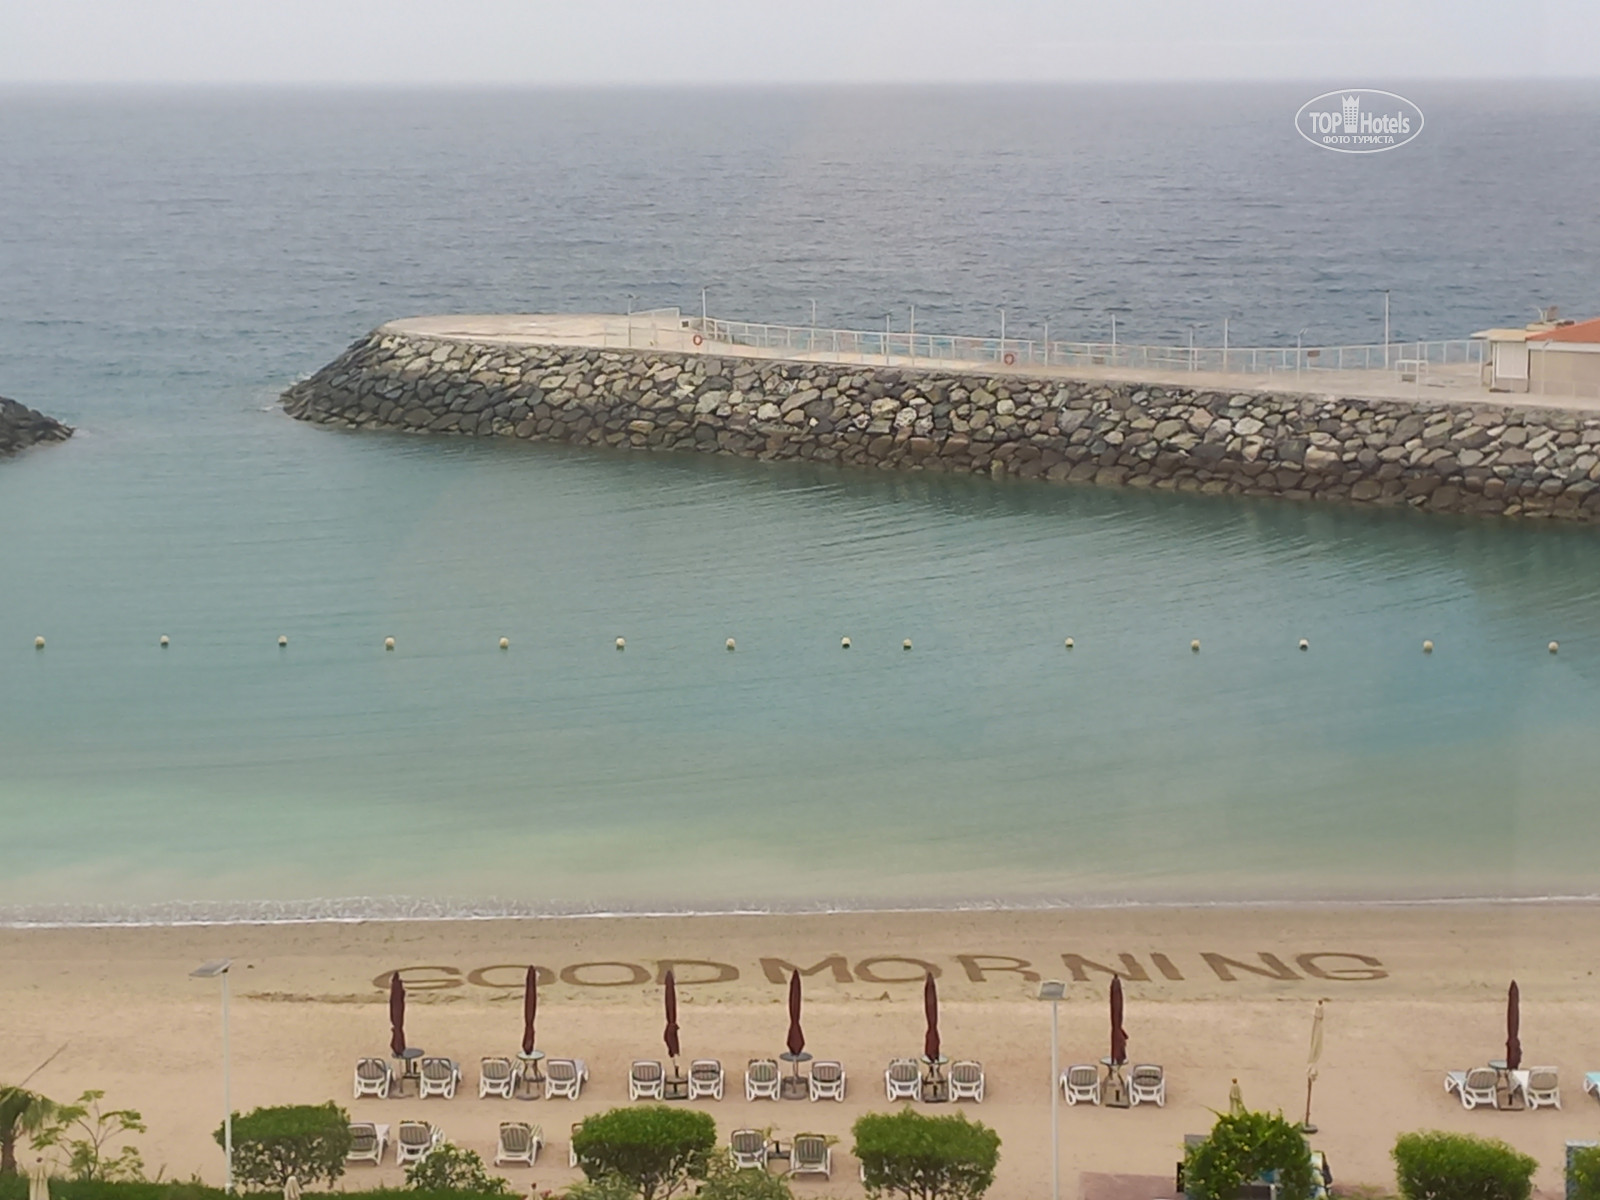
(1297, 327, 1311, 385)
(1382, 290, 1391, 368)
(1038, 980, 1066, 1200)
(191, 959, 233, 1193)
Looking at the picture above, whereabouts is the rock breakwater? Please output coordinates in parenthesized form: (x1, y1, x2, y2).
(283, 326, 1600, 522)
(0, 396, 72, 457)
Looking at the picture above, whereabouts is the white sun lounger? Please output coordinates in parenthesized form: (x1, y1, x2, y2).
(1445, 1067, 1498, 1109)
(745, 1058, 780, 1101)
(1129, 1064, 1166, 1107)
(729, 1129, 767, 1171)
(494, 1122, 543, 1166)
(479, 1057, 522, 1099)
(353, 1057, 393, 1100)
(1586, 1072, 1600, 1102)
(688, 1059, 725, 1101)
(394, 1121, 441, 1165)
(630, 1060, 665, 1101)
(885, 1058, 921, 1102)
(1521, 1067, 1560, 1109)
(948, 1060, 984, 1103)
(790, 1133, 832, 1180)
(810, 1060, 846, 1101)
(1062, 1064, 1102, 1106)
(346, 1122, 389, 1165)
(545, 1058, 589, 1100)
(417, 1057, 461, 1099)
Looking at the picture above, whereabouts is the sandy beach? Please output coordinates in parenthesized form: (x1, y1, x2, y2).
(4, 904, 1599, 1198)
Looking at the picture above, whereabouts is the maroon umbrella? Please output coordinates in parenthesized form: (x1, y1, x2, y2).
(521, 966, 538, 1056)
(1110, 975, 1128, 1066)
(663, 969, 681, 1061)
(786, 970, 805, 1057)
(923, 972, 941, 1062)
(388, 972, 407, 1057)
(1506, 980, 1521, 1071)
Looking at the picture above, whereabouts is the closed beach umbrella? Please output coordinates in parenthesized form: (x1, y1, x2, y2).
(388, 972, 406, 1057)
(663, 969, 681, 1061)
(1303, 1000, 1325, 1130)
(1506, 980, 1521, 1071)
(521, 966, 538, 1056)
(28, 1160, 49, 1200)
(786, 970, 805, 1058)
(923, 972, 941, 1062)
(283, 1177, 301, 1200)
(1110, 975, 1128, 1066)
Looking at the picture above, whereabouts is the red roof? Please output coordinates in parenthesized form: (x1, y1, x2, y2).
(1528, 316, 1600, 343)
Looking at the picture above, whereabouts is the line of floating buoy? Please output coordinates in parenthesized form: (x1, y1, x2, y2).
(615, 637, 625, 650)
(384, 637, 395, 651)
(159, 635, 169, 647)
(500, 637, 510, 650)
(1422, 640, 1434, 653)
(1191, 639, 1201, 653)
(1299, 639, 1309, 651)
(841, 636, 851, 649)
(278, 636, 288, 647)
(35, 636, 44, 649)
(902, 639, 912, 651)
(726, 638, 736, 651)
(1064, 637, 1074, 649)
(1549, 641, 1559, 654)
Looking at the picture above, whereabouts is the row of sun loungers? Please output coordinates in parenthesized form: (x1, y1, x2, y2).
(1060, 1064, 1167, 1107)
(356, 1056, 987, 1103)
(1444, 1066, 1563, 1109)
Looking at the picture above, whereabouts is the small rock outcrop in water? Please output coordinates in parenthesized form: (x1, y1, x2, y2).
(0, 396, 73, 456)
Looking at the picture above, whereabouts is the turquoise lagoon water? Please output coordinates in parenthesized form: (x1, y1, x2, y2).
(3, 85, 1600, 920)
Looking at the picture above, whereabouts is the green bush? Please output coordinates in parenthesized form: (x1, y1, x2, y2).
(1392, 1131, 1537, 1200)
(692, 1151, 793, 1200)
(570, 1106, 716, 1200)
(0, 1182, 225, 1200)
(35, 1092, 147, 1182)
(854, 1109, 1001, 1200)
(215, 1103, 351, 1190)
(403, 1146, 510, 1196)
(1572, 1146, 1600, 1200)
(1182, 1110, 1315, 1200)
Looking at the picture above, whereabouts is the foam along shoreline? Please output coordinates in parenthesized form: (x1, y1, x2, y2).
(283, 316, 1600, 523)
(5, 903, 1599, 1199)
(0, 394, 72, 455)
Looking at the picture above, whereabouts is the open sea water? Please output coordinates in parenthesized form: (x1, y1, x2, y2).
(3, 83, 1600, 923)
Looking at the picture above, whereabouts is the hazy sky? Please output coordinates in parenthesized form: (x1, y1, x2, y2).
(5, 0, 1597, 85)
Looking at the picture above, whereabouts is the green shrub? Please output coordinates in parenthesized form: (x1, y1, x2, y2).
(215, 1103, 351, 1189)
(1572, 1146, 1600, 1200)
(403, 1146, 510, 1195)
(35, 1091, 147, 1182)
(570, 1106, 716, 1200)
(853, 1109, 1001, 1200)
(0, 1183, 226, 1200)
(1392, 1131, 1537, 1200)
(692, 1151, 793, 1200)
(1182, 1110, 1315, 1200)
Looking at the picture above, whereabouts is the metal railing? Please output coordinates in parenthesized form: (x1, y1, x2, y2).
(690, 316, 1485, 377)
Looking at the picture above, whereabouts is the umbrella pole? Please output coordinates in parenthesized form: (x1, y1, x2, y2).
(1301, 1075, 1317, 1134)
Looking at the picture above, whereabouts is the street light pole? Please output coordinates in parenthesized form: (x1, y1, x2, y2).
(1383, 290, 1391, 369)
(192, 959, 234, 1193)
(1039, 980, 1066, 1200)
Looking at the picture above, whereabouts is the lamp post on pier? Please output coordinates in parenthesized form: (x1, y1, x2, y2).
(1038, 980, 1066, 1200)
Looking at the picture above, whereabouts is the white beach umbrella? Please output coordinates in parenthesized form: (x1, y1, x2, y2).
(1303, 1000, 1325, 1131)
(283, 1175, 301, 1200)
(28, 1159, 51, 1200)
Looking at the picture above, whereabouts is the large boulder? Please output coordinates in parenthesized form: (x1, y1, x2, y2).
(0, 396, 73, 456)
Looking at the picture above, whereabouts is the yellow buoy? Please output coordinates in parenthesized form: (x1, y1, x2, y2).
(499, 637, 510, 650)
(902, 639, 912, 651)
(1549, 641, 1559, 654)
(1190, 639, 1201, 652)
(34, 636, 45, 649)
(841, 636, 851, 649)
(1064, 637, 1074, 650)
(278, 636, 288, 647)
(384, 637, 395, 651)
(1298, 639, 1309, 651)
(616, 637, 626, 650)
(159, 635, 169, 647)
(1422, 640, 1434, 654)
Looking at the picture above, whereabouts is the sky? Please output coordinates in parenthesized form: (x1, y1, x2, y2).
(3, 0, 1597, 85)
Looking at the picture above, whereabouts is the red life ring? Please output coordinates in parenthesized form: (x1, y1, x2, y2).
(692, 333, 704, 347)
(1003, 352, 1016, 366)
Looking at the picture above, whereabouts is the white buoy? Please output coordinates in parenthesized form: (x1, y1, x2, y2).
(841, 636, 851, 649)
(384, 637, 395, 651)
(726, 638, 736, 651)
(34, 636, 45, 649)
(159, 635, 169, 647)
(1549, 641, 1559, 654)
(616, 637, 626, 650)
(1422, 640, 1434, 654)
(1064, 637, 1074, 650)
(278, 636, 288, 647)
(499, 637, 510, 650)
(1191, 639, 1201, 652)
(1298, 639, 1309, 651)
(902, 639, 912, 651)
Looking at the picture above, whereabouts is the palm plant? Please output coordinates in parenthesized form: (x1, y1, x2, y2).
(1, 1086, 60, 1177)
